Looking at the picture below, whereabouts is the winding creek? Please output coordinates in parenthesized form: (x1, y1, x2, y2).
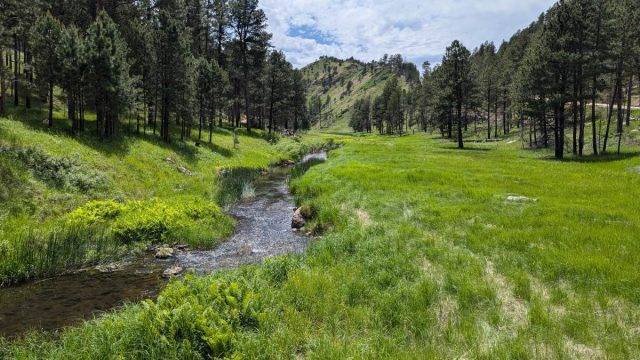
(0, 152, 327, 338)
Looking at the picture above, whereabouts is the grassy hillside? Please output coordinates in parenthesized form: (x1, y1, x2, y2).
(301, 57, 412, 133)
(0, 104, 327, 285)
(3, 133, 640, 358)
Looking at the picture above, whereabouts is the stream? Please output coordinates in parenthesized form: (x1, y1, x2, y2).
(0, 152, 326, 338)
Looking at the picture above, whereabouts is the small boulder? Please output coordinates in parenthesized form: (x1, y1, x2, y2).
(291, 208, 306, 229)
(163, 265, 183, 278)
(174, 244, 189, 251)
(155, 246, 175, 259)
(176, 165, 193, 176)
(506, 195, 537, 203)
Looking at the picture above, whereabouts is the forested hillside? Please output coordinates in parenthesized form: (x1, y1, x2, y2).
(301, 56, 419, 132)
(0, 0, 309, 139)
(335, 1, 639, 160)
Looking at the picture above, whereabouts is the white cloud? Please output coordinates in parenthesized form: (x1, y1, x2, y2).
(261, 0, 557, 68)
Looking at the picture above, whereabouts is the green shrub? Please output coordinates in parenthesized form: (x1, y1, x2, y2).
(263, 132, 280, 144)
(65, 200, 125, 226)
(0, 145, 108, 192)
(0, 155, 35, 217)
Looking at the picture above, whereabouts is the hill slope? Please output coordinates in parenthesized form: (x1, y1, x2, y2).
(301, 56, 417, 133)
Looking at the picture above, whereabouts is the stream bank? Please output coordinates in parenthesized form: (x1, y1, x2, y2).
(0, 152, 327, 338)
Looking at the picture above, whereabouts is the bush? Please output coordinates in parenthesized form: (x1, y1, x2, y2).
(65, 198, 231, 247)
(65, 200, 125, 226)
(263, 132, 280, 144)
(0, 145, 108, 192)
(0, 155, 35, 217)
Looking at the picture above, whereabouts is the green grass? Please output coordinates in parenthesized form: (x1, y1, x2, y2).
(0, 104, 327, 285)
(3, 132, 639, 358)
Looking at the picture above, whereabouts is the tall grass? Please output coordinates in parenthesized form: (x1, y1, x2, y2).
(0, 223, 122, 286)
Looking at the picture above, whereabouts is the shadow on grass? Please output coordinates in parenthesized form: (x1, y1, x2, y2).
(437, 144, 494, 152)
(553, 151, 640, 163)
(3, 104, 202, 160)
(291, 158, 325, 179)
(196, 140, 234, 158)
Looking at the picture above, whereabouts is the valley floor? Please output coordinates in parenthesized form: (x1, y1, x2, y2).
(2, 124, 640, 358)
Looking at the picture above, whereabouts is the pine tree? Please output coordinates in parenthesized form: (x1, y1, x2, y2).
(85, 11, 133, 138)
(156, 0, 193, 143)
(442, 40, 472, 149)
(265, 50, 292, 133)
(57, 25, 86, 133)
(32, 13, 63, 127)
(228, 0, 270, 132)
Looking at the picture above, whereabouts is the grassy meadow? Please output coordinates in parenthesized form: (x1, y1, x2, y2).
(2, 124, 640, 358)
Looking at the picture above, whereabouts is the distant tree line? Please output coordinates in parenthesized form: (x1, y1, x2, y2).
(0, 0, 309, 144)
(350, 0, 640, 158)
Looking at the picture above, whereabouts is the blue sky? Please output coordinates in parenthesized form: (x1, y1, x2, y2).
(261, 0, 557, 68)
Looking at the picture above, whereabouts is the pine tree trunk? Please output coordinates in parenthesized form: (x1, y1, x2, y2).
(572, 76, 578, 155)
(625, 75, 633, 127)
(457, 102, 463, 149)
(616, 76, 624, 155)
(555, 104, 565, 160)
(541, 91, 548, 148)
(69, 94, 77, 134)
(591, 79, 599, 156)
(48, 81, 54, 127)
(486, 90, 491, 139)
(603, 72, 621, 153)
(24, 44, 32, 109)
(13, 34, 19, 107)
(209, 109, 214, 143)
(80, 94, 85, 131)
(198, 96, 203, 144)
(0, 48, 5, 115)
(494, 101, 498, 138)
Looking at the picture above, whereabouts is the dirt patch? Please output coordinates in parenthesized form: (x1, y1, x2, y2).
(563, 338, 604, 359)
(437, 295, 458, 330)
(356, 208, 372, 227)
(485, 262, 528, 328)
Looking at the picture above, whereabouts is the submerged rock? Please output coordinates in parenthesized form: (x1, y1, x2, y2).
(174, 244, 189, 251)
(163, 266, 183, 278)
(292, 207, 306, 229)
(95, 261, 129, 273)
(155, 247, 174, 259)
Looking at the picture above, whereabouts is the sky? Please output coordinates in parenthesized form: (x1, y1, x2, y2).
(261, 0, 557, 69)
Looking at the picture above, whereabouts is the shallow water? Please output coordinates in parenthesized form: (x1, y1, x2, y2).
(0, 257, 168, 337)
(0, 152, 326, 338)
(176, 166, 308, 272)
